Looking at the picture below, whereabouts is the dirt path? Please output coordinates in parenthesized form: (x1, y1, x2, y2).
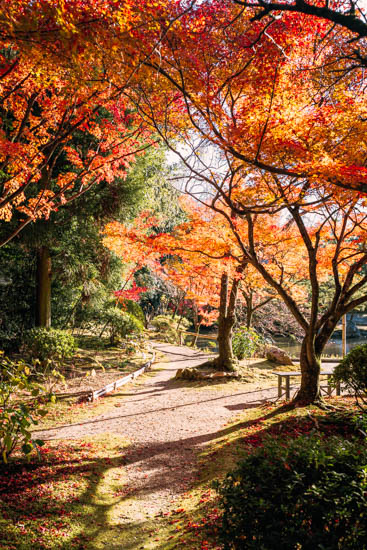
(39, 343, 278, 520)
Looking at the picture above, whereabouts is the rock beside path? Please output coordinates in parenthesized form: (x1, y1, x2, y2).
(175, 367, 240, 381)
(266, 346, 293, 366)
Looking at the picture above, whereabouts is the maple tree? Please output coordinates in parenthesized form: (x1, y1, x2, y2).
(239, 267, 277, 329)
(3, 1, 366, 194)
(108, 136, 367, 404)
(0, 48, 150, 247)
(117, 2, 367, 403)
(2, 1, 367, 401)
(0, 58, 150, 327)
(104, 198, 306, 371)
(233, 1, 367, 47)
(104, 206, 240, 370)
(158, 248, 240, 370)
(150, 203, 250, 371)
(115, 281, 147, 304)
(201, 171, 367, 403)
(126, 0, 366, 199)
(0, 2, 156, 327)
(162, 177, 367, 403)
(0, 0, 192, 247)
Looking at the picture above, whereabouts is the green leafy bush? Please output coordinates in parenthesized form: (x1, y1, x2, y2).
(232, 327, 264, 360)
(216, 434, 367, 550)
(0, 354, 51, 464)
(151, 314, 190, 344)
(332, 344, 367, 411)
(124, 299, 146, 326)
(151, 314, 189, 331)
(23, 328, 76, 368)
(103, 307, 144, 345)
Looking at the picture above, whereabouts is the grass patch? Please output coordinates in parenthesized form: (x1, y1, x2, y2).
(38, 334, 154, 400)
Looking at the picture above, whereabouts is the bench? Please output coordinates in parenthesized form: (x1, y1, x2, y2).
(273, 369, 341, 400)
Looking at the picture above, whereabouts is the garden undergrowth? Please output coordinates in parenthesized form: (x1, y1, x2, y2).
(2, 396, 363, 550)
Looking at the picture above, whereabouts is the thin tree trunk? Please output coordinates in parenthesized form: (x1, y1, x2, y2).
(192, 320, 202, 347)
(192, 303, 200, 333)
(245, 293, 253, 329)
(36, 246, 51, 328)
(172, 295, 180, 318)
(216, 314, 237, 370)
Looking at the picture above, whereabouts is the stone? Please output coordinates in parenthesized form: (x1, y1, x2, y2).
(175, 367, 205, 380)
(266, 346, 293, 366)
(174, 367, 239, 381)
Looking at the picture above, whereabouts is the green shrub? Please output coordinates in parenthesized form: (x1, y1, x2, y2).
(151, 314, 190, 344)
(151, 314, 189, 331)
(332, 344, 367, 411)
(0, 354, 51, 464)
(232, 327, 264, 360)
(124, 299, 146, 326)
(23, 328, 76, 368)
(216, 434, 367, 550)
(103, 307, 144, 344)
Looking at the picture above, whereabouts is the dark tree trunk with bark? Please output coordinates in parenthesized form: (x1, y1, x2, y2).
(294, 336, 322, 404)
(216, 313, 237, 371)
(203, 271, 241, 372)
(36, 246, 51, 328)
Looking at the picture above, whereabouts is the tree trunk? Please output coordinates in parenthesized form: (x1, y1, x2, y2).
(192, 320, 202, 347)
(244, 292, 253, 329)
(294, 335, 322, 404)
(203, 272, 240, 372)
(36, 246, 51, 328)
(192, 304, 199, 333)
(215, 314, 237, 371)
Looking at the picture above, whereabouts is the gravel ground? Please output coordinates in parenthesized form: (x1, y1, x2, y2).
(38, 343, 279, 519)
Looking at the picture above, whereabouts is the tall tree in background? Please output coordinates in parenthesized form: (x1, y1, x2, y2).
(0, 145, 176, 345)
(0, 45, 152, 327)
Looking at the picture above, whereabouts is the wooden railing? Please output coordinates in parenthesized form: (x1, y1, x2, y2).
(91, 349, 156, 401)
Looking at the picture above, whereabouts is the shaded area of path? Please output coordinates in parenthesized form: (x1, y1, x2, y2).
(39, 343, 278, 519)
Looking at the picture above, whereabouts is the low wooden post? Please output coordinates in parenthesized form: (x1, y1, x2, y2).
(327, 375, 332, 397)
(342, 315, 347, 357)
(285, 376, 290, 400)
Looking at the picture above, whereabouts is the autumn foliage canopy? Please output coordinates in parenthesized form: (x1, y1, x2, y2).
(2, 0, 367, 402)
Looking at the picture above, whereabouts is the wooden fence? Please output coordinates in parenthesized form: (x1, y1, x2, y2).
(91, 350, 156, 401)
